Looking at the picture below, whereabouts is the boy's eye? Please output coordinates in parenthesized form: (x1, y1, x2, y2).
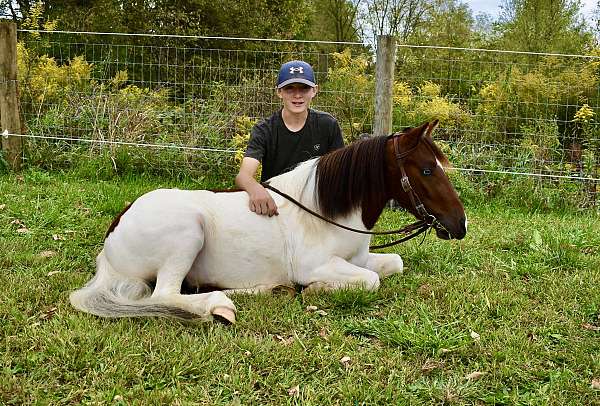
(284, 85, 311, 91)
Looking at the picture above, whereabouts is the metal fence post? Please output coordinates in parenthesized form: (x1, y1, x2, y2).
(0, 21, 23, 171)
(373, 35, 396, 137)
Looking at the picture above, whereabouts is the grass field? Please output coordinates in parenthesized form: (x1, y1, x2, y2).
(1, 169, 599, 405)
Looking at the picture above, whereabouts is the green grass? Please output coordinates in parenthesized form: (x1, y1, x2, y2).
(1, 168, 599, 405)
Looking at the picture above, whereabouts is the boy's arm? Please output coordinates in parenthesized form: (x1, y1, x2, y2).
(235, 157, 278, 217)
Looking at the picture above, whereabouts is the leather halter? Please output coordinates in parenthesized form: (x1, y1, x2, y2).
(391, 133, 438, 226)
(263, 132, 442, 249)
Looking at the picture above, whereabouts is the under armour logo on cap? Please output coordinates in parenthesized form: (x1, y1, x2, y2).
(277, 60, 316, 89)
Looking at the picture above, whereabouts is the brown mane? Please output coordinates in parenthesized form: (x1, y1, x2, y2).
(315, 136, 389, 229)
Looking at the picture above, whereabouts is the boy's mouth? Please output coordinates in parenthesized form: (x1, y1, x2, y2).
(292, 101, 304, 107)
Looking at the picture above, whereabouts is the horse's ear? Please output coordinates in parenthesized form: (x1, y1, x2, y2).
(415, 121, 430, 140)
(425, 119, 439, 138)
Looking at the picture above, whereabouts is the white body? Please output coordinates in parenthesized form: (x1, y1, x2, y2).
(70, 159, 403, 322)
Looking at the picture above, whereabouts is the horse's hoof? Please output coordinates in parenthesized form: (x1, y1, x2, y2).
(212, 307, 236, 325)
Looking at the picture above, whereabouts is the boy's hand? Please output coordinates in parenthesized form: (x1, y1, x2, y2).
(248, 184, 279, 216)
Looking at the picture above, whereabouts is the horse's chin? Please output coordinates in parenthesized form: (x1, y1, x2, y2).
(434, 222, 467, 240)
(435, 227, 452, 240)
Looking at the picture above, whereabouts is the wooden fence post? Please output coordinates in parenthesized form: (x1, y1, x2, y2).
(0, 21, 22, 171)
(373, 35, 396, 137)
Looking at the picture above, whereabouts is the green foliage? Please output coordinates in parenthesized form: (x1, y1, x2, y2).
(232, 115, 259, 179)
(308, 0, 361, 43)
(409, 0, 475, 47)
(496, 0, 593, 53)
(473, 56, 599, 147)
(13, 39, 599, 208)
(319, 49, 374, 140)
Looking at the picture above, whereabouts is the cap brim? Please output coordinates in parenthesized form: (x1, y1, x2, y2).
(277, 78, 317, 89)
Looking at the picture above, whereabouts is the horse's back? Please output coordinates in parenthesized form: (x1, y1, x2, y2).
(103, 188, 289, 286)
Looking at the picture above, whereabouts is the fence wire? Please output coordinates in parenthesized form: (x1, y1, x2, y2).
(5, 30, 600, 206)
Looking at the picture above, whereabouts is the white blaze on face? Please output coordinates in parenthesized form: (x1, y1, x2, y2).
(436, 158, 445, 173)
(436, 157, 466, 232)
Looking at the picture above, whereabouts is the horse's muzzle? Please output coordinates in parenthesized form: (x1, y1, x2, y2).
(434, 216, 467, 240)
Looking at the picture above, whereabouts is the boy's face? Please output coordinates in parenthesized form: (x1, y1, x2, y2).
(277, 83, 317, 114)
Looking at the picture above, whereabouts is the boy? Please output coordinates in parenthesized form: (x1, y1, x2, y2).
(235, 60, 344, 216)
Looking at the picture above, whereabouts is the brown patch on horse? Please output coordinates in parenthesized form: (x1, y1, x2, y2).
(105, 201, 135, 239)
(316, 136, 389, 230)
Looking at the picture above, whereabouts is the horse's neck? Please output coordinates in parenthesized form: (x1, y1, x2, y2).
(269, 160, 319, 210)
(270, 160, 375, 230)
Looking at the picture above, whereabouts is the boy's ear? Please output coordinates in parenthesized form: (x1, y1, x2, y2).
(313, 85, 319, 95)
(276, 87, 283, 99)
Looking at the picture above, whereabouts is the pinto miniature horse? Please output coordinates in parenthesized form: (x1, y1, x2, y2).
(70, 121, 466, 324)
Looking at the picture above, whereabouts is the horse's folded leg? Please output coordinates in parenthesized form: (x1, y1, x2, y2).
(300, 256, 381, 293)
(366, 253, 404, 278)
(301, 281, 331, 295)
(221, 284, 291, 296)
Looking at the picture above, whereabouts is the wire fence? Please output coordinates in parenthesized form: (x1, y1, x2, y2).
(4, 30, 600, 206)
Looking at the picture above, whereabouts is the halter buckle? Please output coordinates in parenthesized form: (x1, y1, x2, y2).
(416, 204, 434, 223)
(401, 176, 411, 192)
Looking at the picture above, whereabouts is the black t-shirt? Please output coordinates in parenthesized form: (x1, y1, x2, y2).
(244, 109, 344, 181)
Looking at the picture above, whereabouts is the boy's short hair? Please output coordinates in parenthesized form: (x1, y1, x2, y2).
(277, 60, 316, 88)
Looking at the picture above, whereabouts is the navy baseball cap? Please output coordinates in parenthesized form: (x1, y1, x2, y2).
(277, 60, 316, 88)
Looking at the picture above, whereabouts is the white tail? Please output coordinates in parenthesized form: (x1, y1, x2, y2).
(69, 250, 200, 320)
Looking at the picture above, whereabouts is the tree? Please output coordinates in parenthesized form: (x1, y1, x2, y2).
(360, 0, 431, 42)
(310, 0, 361, 44)
(409, 0, 474, 47)
(497, 0, 592, 53)
(3, 0, 314, 40)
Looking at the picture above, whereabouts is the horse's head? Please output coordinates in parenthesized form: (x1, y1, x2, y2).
(385, 121, 467, 240)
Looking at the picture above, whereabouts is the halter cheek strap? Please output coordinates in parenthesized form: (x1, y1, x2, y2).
(392, 134, 437, 225)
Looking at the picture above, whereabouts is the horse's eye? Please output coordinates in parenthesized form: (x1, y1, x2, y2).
(422, 168, 432, 176)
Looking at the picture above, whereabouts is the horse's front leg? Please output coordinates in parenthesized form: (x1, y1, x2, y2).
(365, 253, 404, 279)
(300, 256, 380, 293)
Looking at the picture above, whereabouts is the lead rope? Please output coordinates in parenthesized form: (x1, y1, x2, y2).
(262, 183, 432, 250)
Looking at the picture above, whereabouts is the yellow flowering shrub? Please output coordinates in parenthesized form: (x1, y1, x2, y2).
(419, 81, 441, 98)
(110, 70, 129, 89)
(393, 81, 412, 109)
(574, 104, 595, 123)
(232, 115, 257, 165)
(231, 115, 260, 179)
(18, 47, 92, 105)
(319, 48, 374, 140)
(414, 96, 471, 128)
(394, 81, 471, 135)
